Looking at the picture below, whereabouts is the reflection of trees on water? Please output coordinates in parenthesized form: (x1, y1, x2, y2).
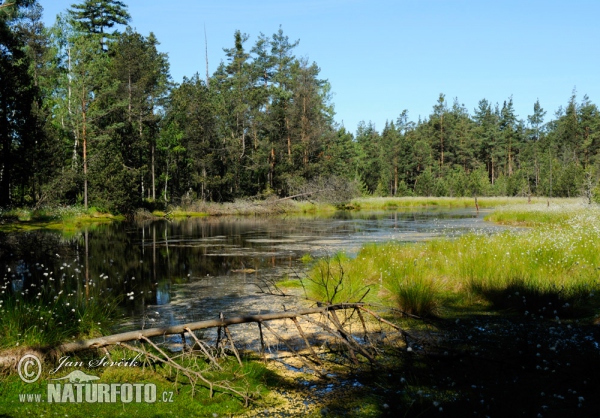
(1, 210, 492, 326)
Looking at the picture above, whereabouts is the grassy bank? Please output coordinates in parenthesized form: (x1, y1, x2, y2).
(0, 349, 277, 418)
(348, 196, 575, 210)
(0, 206, 123, 233)
(153, 198, 338, 218)
(165, 196, 574, 217)
(164, 196, 579, 217)
(0, 197, 582, 231)
(484, 201, 591, 226)
(304, 201, 600, 318)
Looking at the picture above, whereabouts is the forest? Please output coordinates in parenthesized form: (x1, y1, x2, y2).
(2, 0, 600, 213)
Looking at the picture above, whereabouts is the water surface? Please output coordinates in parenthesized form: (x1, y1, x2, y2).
(0, 209, 503, 335)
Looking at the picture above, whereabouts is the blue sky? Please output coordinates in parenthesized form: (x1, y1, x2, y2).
(40, 0, 600, 134)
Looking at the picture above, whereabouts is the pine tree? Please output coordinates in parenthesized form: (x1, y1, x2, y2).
(68, 0, 129, 50)
(0, 0, 37, 206)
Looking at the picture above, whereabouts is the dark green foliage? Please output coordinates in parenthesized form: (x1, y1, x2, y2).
(0, 0, 39, 207)
(4, 3, 600, 211)
(355, 90, 600, 199)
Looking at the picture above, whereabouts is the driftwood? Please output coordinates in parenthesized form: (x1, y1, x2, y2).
(58, 303, 368, 354)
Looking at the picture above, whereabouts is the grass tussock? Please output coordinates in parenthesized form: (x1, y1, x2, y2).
(306, 202, 600, 318)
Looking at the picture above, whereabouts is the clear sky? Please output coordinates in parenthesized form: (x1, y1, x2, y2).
(39, 0, 600, 134)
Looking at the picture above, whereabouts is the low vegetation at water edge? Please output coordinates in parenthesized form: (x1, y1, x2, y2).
(304, 202, 600, 318)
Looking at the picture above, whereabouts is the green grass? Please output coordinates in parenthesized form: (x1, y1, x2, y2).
(349, 196, 574, 210)
(0, 206, 123, 233)
(484, 200, 589, 226)
(275, 278, 305, 288)
(305, 202, 600, 318)
(0, 350, 278, 418)
(168, 210, 209, 218)
(0, 292, 121, 349)
(304, 252, 378, 305)
(292, 201, 337, 214)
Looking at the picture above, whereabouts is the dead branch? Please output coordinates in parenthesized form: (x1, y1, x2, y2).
(275, 190, 325, 201)
(223, 326, 243, 367)
(136, 336, 249, 406)
(184, 327, 222, 370)
(260, 321, 325, 377)
(358, 306, 414, 339)
(328, 309, 375, 363)
(58, 303, 367, 353)
(291, 317, 322, 366)
(300, 314, 373, 364)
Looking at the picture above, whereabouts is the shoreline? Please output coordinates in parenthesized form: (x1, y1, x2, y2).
(0, 196, 580, 233)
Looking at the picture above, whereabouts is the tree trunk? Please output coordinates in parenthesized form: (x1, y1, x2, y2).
(163, 158, 169, 202)
(269, 147, 275, 188)
(0, 103, 10, 207)
(68, 47, 79, 168)
(151, 143, 155, 200)
(82, 94, 88, 211)
(440, 114, 444, 169)
(285, 103, 292, 162)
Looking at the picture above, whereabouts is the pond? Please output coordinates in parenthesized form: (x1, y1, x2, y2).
(0, 208, 504, 337)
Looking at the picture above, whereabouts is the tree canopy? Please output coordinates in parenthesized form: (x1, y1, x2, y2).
(2, 0, 600, 212)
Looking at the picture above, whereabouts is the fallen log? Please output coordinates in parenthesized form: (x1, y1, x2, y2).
(274, 189, 324, 201)
(58, 303, 366, 353)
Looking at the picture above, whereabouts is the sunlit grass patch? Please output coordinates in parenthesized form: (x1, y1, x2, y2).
(305, 203, 600, 318)
(484, 199, 597, 226)
(275, 278, 304, 288)
(387, 275, 442, 317)
(350, 196, 564, 210)
(169, 210, 209, 217)
(293, 201, 337, 213)
(304, 252, 377, 304)
(0, 206, 123, 233)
